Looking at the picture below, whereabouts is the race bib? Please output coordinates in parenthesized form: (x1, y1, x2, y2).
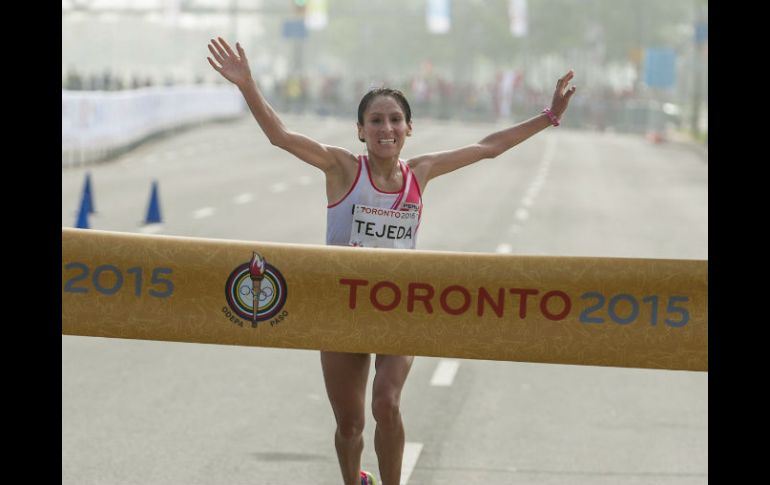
(349, 205, 419, 249)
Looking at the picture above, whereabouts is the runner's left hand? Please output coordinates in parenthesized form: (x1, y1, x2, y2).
(550, 70, 577, 119)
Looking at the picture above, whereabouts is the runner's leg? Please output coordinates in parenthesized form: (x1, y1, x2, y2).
(372, 354, 414, 485)
(321, 351, 371, 485)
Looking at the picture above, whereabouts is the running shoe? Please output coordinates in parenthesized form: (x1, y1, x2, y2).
(360, 470, 376, 485)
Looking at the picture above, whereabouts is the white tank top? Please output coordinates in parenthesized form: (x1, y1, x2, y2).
(326, 155, 423, 248)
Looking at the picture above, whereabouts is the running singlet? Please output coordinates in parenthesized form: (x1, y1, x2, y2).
(326, 155, 423, 249)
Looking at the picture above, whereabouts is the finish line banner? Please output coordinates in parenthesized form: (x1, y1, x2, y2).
(62, 228, 707, 371)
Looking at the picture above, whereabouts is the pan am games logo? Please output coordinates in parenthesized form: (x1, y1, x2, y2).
(223, 251, 288, 328)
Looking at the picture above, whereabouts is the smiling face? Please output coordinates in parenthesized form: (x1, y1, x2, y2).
(357, 95, 413, 160)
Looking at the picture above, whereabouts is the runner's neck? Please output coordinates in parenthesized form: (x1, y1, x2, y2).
(366, 154, 402, 182)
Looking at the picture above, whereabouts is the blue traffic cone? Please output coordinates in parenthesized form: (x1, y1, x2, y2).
(83, 172, 95, 214)
(145, 180, 162, 224)
(75, 193, 90, 229)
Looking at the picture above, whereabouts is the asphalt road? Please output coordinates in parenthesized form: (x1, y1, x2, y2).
(62, 114, 708, 485)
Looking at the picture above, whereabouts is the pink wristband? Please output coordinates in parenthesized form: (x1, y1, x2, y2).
(542, 107, 560, 127)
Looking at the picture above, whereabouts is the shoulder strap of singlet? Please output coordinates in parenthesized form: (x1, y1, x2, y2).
(359, 155, 367, 177)
(391, 160, 412, 210)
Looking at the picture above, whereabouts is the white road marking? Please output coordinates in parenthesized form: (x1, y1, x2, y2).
(140, 224, 164, 234)
(514, 208, 529, 221)
(430, 359, 461, 386)
(542, 135, 556, 164)
(525, 186, 540, 199)
(270, 182, 288, 193)
(400, 442, 424, 485)
(193, 207, 215, 219)
(498, 139, 557, 245)
(234, 193, 253, 204)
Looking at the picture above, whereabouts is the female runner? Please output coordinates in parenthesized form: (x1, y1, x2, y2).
(207, 36, 576, 485)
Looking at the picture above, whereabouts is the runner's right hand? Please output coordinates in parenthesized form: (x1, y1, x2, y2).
(207, 36, 253, 87)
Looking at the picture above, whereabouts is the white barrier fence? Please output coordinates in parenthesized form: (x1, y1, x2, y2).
(62, 85, 246, 167)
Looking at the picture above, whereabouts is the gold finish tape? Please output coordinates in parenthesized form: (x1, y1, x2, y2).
(62, 228, 707, 371)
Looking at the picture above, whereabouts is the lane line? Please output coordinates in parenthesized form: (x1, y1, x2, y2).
(496, 137, 558, 251)
(140, 224, 164, 234)
(542, 135, 556, 164)
(430, 359, 460, 386)
(193, 207, 215, 219)
(400, 442, 424, 485)
(234, 193, 253, 204)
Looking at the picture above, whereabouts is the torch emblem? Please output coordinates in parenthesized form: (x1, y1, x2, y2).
(248, 252, 266, 325)
(224, 251, 288, 328)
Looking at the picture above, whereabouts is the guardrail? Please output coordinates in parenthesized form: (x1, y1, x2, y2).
(62, 85, 246, 167)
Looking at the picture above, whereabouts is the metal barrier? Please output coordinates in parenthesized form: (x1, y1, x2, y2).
(62, 85, 245, 167)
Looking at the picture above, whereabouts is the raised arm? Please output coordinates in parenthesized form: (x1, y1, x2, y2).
(409, 70, 577, 188)
(206, 37, 353, 173)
